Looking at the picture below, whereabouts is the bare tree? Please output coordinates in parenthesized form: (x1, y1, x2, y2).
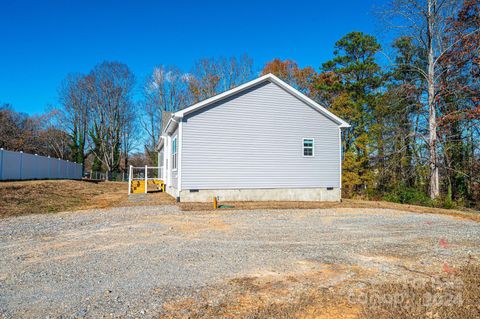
(58, 74, 91, 169)
(0, 104, 70, 158)
(217, 54, 254, 91)
(188, 54, 255, 102)
(0, 104, 20, 150)
(121, 104, 140, 170)
(87, 61, 136, 175)
(142, 65, 190, 162)
(0, 104, 48, 154)
(188, 58, 221, 102)
(41, 108, 71, 159)
(383, 0, 476, 199)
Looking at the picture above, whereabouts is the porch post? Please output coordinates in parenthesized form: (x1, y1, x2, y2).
(128, 165, 132, 195)
(144, 165, 148, 194)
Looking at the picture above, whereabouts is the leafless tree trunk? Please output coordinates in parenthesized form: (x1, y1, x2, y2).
(426, 0, 440, 199)
(383, 0, 463, 199)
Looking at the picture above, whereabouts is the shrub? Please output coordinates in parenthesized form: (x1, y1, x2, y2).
(383, 185, 433, 207)
(442, 185, 456, 209)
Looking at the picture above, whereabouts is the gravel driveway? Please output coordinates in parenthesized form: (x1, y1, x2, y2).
(1, 206, 479, 318)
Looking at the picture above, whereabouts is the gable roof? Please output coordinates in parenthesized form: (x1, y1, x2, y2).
(161, 73, 350, 138)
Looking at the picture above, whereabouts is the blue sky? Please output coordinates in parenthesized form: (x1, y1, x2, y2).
(0, 0, 386, 115)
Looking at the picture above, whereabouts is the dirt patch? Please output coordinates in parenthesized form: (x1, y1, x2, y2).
(160, 261, 480, 319)
(161, 264, 365, 319)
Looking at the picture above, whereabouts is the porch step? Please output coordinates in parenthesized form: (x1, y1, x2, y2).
(130, 180, 165, 194)
(131, 180, 145, 194)
(147, 180, 165, 192)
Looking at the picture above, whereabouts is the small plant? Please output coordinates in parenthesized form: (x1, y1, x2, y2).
(441, 185, 456, 209)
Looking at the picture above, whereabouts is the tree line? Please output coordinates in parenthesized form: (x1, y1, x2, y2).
(0, 0, 478, 208)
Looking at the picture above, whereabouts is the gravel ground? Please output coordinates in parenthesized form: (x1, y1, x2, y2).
(0, 205, 479, 318)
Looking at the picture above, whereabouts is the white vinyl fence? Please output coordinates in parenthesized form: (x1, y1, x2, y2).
(0, 148, 82, 181)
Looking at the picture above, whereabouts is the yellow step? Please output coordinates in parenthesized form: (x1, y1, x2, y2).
(130, 180, 165, 194)
(131, 180, 145, 194)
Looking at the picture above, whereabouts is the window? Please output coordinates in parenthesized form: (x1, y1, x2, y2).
(303, 138, 314, 157)
(172, 137, 178, 170)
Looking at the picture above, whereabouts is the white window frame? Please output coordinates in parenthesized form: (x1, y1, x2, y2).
(303, 138, 314, 157)
(172, 136, 178, 171)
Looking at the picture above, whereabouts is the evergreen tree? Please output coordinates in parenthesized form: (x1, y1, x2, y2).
(317, 32, 383, 197)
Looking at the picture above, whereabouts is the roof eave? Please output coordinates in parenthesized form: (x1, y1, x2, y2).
(162, 114, 181, 135)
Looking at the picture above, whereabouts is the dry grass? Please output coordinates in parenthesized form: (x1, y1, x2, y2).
(0, 180, 175, 218)
(160, 262, 480, 319)
(161, 264, 361, 319)
(358, 261, 480, 319)
(189, 290, 359, 319)
(180, 198, 480, 222)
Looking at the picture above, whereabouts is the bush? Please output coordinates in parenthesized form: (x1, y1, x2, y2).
(383, 186, 433, 207)
(441, 185, 456, 209)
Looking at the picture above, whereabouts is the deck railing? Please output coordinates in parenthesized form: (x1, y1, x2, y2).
(128, 165, 164, 194)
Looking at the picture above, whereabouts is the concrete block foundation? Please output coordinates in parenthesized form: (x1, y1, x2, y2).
(178, 188, 341, 202)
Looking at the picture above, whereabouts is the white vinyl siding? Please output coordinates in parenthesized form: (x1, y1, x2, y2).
(180, 80, 341, 190)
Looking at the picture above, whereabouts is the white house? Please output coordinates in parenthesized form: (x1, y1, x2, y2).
(157, 73, 350, 202)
